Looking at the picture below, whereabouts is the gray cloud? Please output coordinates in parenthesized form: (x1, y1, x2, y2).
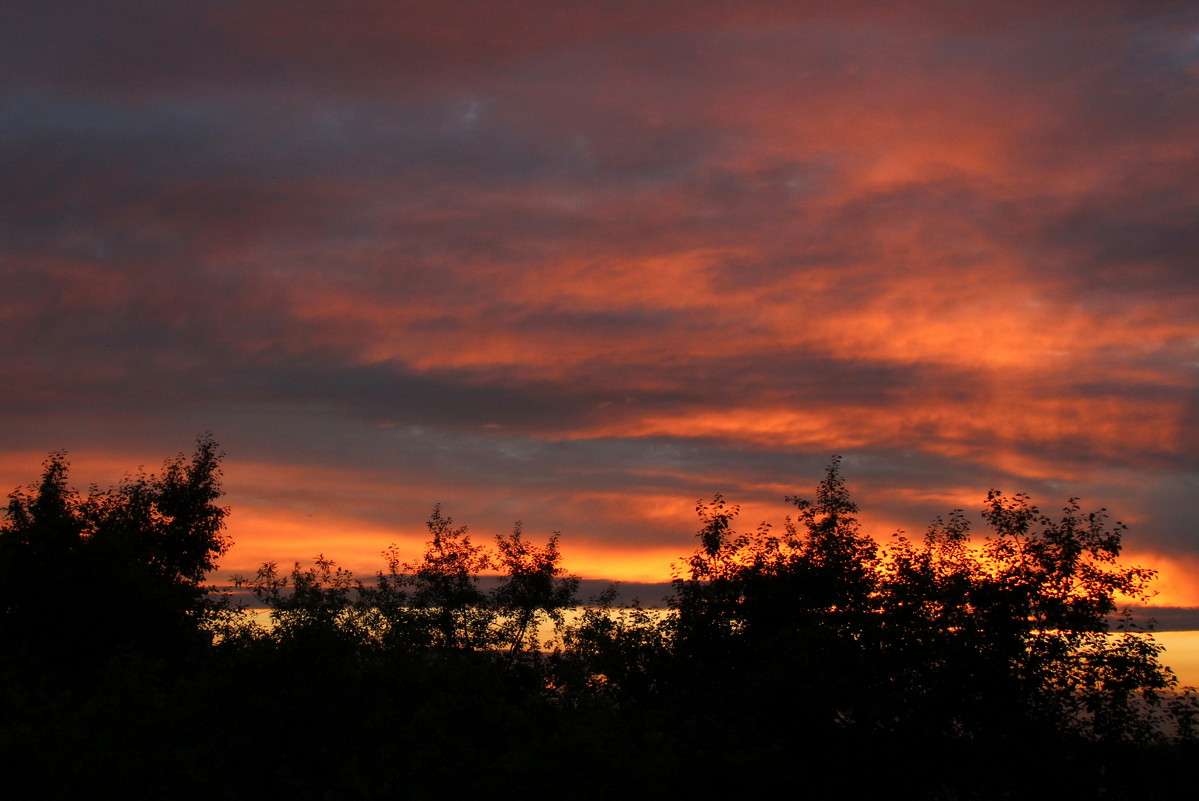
(3, 0, 1199, 602)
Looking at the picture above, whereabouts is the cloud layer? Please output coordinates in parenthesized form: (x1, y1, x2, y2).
(3, 1, 1198, 601)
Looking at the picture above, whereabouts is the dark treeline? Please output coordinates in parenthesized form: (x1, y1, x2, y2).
(2, 438, 1196, 799)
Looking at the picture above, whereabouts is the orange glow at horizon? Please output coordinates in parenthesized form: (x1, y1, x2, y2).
(219, 507, 688, 586)
(7, 440, 1197, 608)
(210, 491, 1199, 609)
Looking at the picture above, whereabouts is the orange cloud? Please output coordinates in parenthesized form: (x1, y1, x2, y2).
(5, 0, 1198, 611)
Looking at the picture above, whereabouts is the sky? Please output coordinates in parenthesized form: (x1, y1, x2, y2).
(2, 1, 1198, 608)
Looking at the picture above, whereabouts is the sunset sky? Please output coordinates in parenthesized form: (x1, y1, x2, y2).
(3, 1, 1198, 608)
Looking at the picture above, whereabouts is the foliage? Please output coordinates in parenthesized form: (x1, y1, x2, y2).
(669, 457, 1195, 743)
(0, 435, 229, 662)
(242, 506, 581, 658)
(395, 504, 497, 650)
(883, 490, 1183, 741)
(671, 458, 879, 669)
(491, 523, 580, 655)
(553, 584, 671, 699)
(235, 555, 369, 651)
(3, 446, 1197, 798)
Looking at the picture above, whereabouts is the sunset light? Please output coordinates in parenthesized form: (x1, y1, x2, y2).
(4, 0, 1196, 607)
(4, 2, 1199, 795)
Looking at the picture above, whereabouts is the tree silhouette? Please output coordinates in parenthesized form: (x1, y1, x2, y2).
(883, 490, 1181, 741)
(237, 555, 368, 652)
(2, 447, 1196, 799)
(0, 435, 229, 663)
(491, 523, 580, 656)
(665, 457, 1196, 746)
(398, 504, 496, 650)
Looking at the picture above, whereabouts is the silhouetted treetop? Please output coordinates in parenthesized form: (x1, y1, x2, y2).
(667, 457, 1193, 743)
(0, 435, 229, 661)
